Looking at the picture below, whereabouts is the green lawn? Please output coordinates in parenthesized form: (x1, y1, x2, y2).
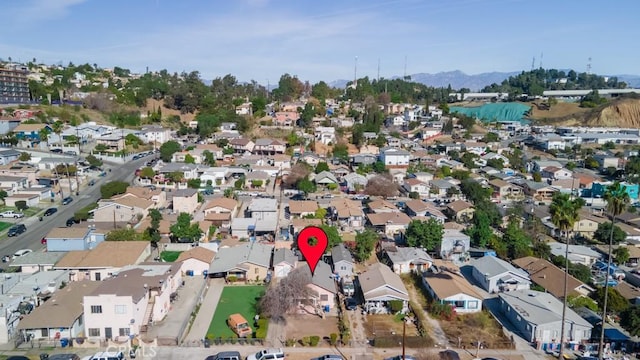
(160, 251, 182, 262)
(0, 222, 11, 232)
(208, 286, 265, 339)
(0, 206, 41, 218)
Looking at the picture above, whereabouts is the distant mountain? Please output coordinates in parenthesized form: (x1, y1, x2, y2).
(329, 79, 350, 89)
(407, 70, 520, 91)
(617, 75, 640, 88)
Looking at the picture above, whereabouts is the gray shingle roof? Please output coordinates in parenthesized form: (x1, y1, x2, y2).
(499, 290, 593, 328)
(273, 248, 297, 267)
(209, 243, 273, 273)
(385, 247, 432, 265)
(11, 251, 66, 266)
(298, 261, 336, 293)
(359, 263, 408, 302)
(470, 256, 528, 279)
(331, 243, 354, 265)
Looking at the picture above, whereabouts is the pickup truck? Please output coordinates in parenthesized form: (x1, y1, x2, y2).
(0, 211, 24, 218)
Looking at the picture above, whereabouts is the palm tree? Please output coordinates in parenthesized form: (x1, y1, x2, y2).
(52, 121, 64, 152)
(598, 182, 630, 359)
(38, 128, 50, 149)
(550, 192, 583, 359)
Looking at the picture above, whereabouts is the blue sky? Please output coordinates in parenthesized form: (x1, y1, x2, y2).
(1, 0, 639, 83)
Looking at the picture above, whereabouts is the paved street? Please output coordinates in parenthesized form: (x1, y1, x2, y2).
(0, 151, 152, 266)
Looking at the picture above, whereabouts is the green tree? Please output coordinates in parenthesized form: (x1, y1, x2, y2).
(532, 172, 542, 182)
(315, 161, 330, 174)
(0, 190, 7, 205)
(85, 154, 103, 167)
(159, 140, 181, 162)
(567, 295, 598, 311)
(332, 143, 349, 162)
(202, 150, 215, 166)
(296, 178, 316, 195)
(593, 222, 627, 245)
(100, 181, 129, 199)
(169, 213, 202, 242)
(405, 219, 443, 251)
(318, 224, 342, 249)
(187, 178, 201, 189)
(354, 229, 378, 262)
(613, 246, 630, 265)
(468, 210, 492, 248)
(592, 287, 629, 314)
(481, 132, 499, 143)
(139, 167, 155, 179)
(502, 216, 533, 259)
(620, 306, 640, 336)
(19, 152, 31, 161)
(314, 208, 327, 220)
(184, 154, 196, 164)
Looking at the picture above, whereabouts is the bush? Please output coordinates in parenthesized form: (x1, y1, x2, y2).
(389, 300, 404, 312)
(300, 336, 311, 346)
(329, 333, 338, 345)
(227, 275, 237, 283)
(309, 336, 320, 347)
(285, 338, 296, 347)
(15, 201, 27, 211)
(254, 318, 268, 339)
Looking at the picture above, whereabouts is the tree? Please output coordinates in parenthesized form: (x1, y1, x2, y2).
(364, 174, 398, 197)
(405, 219, 443, 251)
(202, 150, 215, 166)
(85, 154, 103, 167)
(482, 132, 499, 143)
(332, 143, 349, 162)
(259, 267, 311, 321)
(593, 222, 626, 245)
(147, 208, 162, 244)
(314, 208, 327, 220)
(549, 192, 583, 360)
(459, 179, 491, 205)
(100, 181, 129, 199)
(159, 140, 181, 162)
(354, 229, 378, 262)
(620, 306, 640, 336)
(169, 213, 202, 242)
(567, 294, 598, 311)
(315, 161, 329, 174)
(139, 167, 155, 179)
(187, 178, 202, 189)
(468, 210, 492, 248)
(106, 228, 143, 241)
(598, 181, 631, 359)
(38, 127, 50, 145)
(502, 216, 532, 259)
(52, 120, 64, 150)
(283, 163, 311, 188)
(19, 152, 31, 161)
(613, 246, 630, 266)
(296, 178, 316, 195)
(0, 190, 7, 205)
(592, 287, 629, 314)
(318, 224, 342, 249)
(184, 154, 196, 164)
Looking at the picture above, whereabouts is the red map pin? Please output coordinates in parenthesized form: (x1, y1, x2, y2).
(297, 226, 328, 275)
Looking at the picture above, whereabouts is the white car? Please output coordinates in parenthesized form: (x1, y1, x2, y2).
(0, 211, 23, 218)
(247, 349, 285, 360)
(12, 249, 32, 260)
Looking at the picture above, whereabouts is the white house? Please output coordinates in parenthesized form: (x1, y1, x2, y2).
(331, 243, 355, 279)
(422, 265, 482, 314)
(382, 246, 432, 274)
(273, 248, 297, 279)
(140, 125, 171, 144)
(379, 147, 411, 167)
(314, 127, 336, 145)
(402, 178, 430, 198)
(469, 256, 531, 294)
(176, 247, 216, 276)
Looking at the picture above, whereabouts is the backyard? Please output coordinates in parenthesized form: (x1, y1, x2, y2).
(208, 286, 266, 339)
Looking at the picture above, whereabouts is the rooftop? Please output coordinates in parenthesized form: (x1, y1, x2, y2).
(55, 241, 150, 268)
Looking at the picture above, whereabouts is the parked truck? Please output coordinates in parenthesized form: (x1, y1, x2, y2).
(341, 277, 355, 297)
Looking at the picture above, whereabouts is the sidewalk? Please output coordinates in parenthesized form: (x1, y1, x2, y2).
(183, 278, 225, 343)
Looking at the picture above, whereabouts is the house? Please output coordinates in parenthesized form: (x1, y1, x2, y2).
(247, 198, 278, 234)
(499, 290, 593, 348)
(139, 125, 171, 144)
(445, 200, 475, 222)
(93, 197, 153, 225)
(379, 148, 410, 167)
(350, 154, 378, 167)
(16, 281, 101, 341)
(315, 127, 336, 145)
(4, 193, 39, 207)
(235, 103, 253, 116)
(330, 199, 364, 229)
(54, 241, 152, 281)
(402, 178, 430, 198)
(289, 218, 322, 238)
(203, 197, 238, 225)
(404, 200, 446, 222)
(208, 242, 273, 281)
(0, 149, 20, 165)
(296, 261, 337, 311)
(114, 188, 166, 209)
(367, 212, 412, 237)
(489, 179, 524, 202)
(429, 179, 456, 198)
(548, 243, 601, 267)
(0, 164, 38, 186)
(229, 138, 255, 154)
(44, 227, 104, 252)
(16, 186, 51, 201)
(313, 171, 338, 186)
(288, 200, 319, 218)
(381, 246, 432, 274)
(83, 263, 182, 339)
(156, 163, 200, 180)
(230, 218, 256, 239)
(0, 117, 21, 135)
(523, 181, 558, 203)
(13, 123, 51, 140)
(10, 252, 66, 274)
(367, 199, 398, 213)
(469, 256, 531, 293)
(422, 265, 482, 314)
(358, 263, 409, 314)
(176, 247, 216, 276)
(439, 229, 470, 261)
(512, 256, 594, 298)
(171, 188, 199, 214)
(343, 172, 368, 192)
(273, 248, 297, 279)
(0, 175, 28, 192)
(273, 111, 297, 126)
(331, 243, 355, 279)
(300, 153, 321, 166)
(200, 167, 231, 186)
(253, 139, 286, 155)
(541, 166, 573, 180)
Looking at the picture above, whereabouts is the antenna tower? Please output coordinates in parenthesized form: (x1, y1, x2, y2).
(531, 57, 535, 71)
(354, 56, 358, 88)
(587, 57, 592, 75)
(377, 58, 380, 82)
(539, 52, 543, 69)
(403, 55, 407, 78)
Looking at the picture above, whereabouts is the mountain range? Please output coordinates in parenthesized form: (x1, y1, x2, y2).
(329, 70, 640, 91)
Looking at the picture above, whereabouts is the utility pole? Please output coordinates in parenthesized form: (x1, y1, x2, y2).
(377, 58, 380, 82)
(401, 317, 406, 360)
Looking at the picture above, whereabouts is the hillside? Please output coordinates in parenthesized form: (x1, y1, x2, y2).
(529, 98, 640, 128)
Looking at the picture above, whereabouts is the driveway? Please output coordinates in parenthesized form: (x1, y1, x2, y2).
(146, 276, 206, 344)
(183, 278, 225, 344)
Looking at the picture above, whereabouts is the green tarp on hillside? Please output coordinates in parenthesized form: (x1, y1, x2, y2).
(450, 103, 531, 122)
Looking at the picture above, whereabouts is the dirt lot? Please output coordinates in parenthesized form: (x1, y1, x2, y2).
(284, 314, 340, 345)
(364, 314, 419, 338)
(438, 311, 514, 349)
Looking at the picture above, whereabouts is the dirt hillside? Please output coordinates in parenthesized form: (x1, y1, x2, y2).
(145, 98, 196, 123)
(529, 98, 640, 128)
(589, 98, 640, 127)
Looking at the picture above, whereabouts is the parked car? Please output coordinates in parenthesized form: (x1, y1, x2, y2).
(62, 197, 73, 205)
(227, 313, 252, 338)
(439, 350, 461, 360)
(247, 349, 285, 360)
(385, 356, 416, 360)
(345, 297, 358, 311)
(311, 355, 344, 360)
(44, 207, 58, 216)
(12, 249, 32, 260)
(85, 351, 124, 360)
(47, 354, 81, 360)
(205, 351, 242, 360)
(50, 149, 63, 154)
(66, 217, 79, 227)
(7, 224, 26, 237)
(0, 211, 23, 218)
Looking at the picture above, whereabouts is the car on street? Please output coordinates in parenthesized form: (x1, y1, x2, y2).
(385, 356, 416, 360)
(311, 355, 344, 360)
(0, 211, 23, 218)
(205, 352, 242, 360)
(66, 217, 80, 227)
(7, 224, 26, 237)
(44, 207, 58, 216)
(46, 354, 81, 360)
(62, 197, 74, 205)
(88, 180, 95, 186)
(345, 297, 358, 311)
(12, 249, 32, 260)
(50, 149, 63, 154)
(247, 349, 285, 360)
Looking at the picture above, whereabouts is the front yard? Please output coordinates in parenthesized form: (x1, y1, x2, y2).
(0, 206, 41, 218)
(0, 222, 11, 232)
(208, 286, 266, 339)
(160, 251, 182, 262)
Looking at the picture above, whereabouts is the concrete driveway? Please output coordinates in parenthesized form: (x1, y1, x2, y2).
(183, 278, 225, 344)
(145, 276, 206, 344)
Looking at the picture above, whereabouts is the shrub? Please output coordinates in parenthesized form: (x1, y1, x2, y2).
(285, 338, 296, 347)
(227, 275, 237, 283)
(341, 332, 351, 346)
(309, 336, 320, 347)
(15, 201, 27, 211)
(329, 333, 338, 345)
(389, 300, 404, 313)
(255, 318, 268, 339)
(429, 302, 456, 321)
(300, 336, 311, 346)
